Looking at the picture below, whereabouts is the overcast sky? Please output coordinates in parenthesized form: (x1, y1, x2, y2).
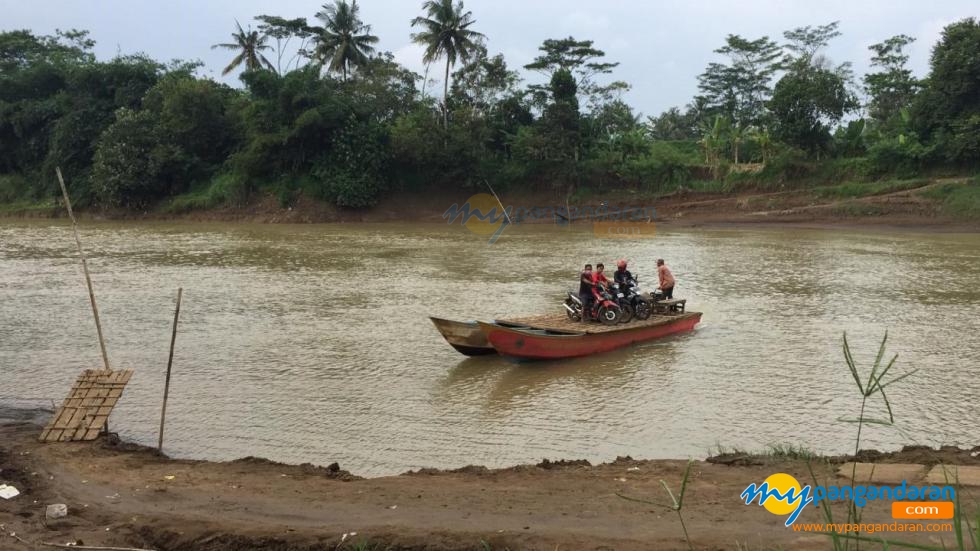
(3, 0, 975, 116)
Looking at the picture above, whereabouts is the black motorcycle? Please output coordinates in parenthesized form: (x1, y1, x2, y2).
(612, 276, 652, 322)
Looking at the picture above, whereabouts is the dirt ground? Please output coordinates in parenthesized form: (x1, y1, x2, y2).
(6, 178, 979, 232)
(1, 420, 977, 551)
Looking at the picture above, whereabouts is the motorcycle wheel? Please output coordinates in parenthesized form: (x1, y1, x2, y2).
(565, 300, 581, 321)
(633, 299, 652, 320)
(598, 306, 620, 326)
(618, 303, 634, 323)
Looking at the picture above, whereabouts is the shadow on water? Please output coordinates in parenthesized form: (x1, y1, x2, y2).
(435, 332, 689, 414)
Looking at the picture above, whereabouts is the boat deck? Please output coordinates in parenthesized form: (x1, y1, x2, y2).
(499, 311, 701, 335)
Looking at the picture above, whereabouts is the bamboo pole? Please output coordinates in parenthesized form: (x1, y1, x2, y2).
(158, 288, 182, 453)
(56, 167, 111, 372)
(484, 180, 512, 225)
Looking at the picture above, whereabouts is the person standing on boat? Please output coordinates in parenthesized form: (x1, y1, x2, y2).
(657, 258, 675, 299)
(613, 259, 633, 287)
(579, 264, 595, 321)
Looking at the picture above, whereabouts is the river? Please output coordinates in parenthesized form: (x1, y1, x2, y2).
(1, 220, 978, 475)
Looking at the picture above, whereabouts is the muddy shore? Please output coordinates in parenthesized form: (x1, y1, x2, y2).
(3, 179, 978, 232)
(2, 416, 977, 551)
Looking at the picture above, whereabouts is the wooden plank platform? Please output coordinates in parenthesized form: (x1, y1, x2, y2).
(39, 369, 134, 442)
(653, 298, 686, 313)
(501, 311, 701, 335)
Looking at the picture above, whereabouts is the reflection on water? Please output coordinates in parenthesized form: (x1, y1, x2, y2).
(1, 220, 978, 475)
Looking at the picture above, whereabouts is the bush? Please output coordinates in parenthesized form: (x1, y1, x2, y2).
(621, 142, 694, 190)
(92, 109, 173, 208)
(166, 172, 248, 213)
(727, 148, 814, 190)
(866, 137, 934, 178)
(307, 116, 389, 208)
(309, 167, 383, 208)
(0, 173, 30, 202)
(817, 156, 875, 182)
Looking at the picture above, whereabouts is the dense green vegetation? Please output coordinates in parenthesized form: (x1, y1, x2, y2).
(1, 4, 978, 211)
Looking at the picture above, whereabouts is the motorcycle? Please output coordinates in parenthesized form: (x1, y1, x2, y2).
(563, 287, 622, 325)
(608, 282, 635, 323)
(622, 276, 653, 321)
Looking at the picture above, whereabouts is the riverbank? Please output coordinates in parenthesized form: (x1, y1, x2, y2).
(2, 177, 979, 232)
(2, 418, 978, 551)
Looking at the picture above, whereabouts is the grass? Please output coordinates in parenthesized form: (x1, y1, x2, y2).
(918, 176, 980, 220)
(164, 173, 248, 213)
(831, 201, 886, 217)
(0, 199, 58, 214)
(812, 178, 929, 200)
(763, 443, 819, 461)
(567, 179, 729, 204)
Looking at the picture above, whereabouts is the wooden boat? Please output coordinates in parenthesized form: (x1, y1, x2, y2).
(429, 317, 532, 356)
(477, 312, 702, 360)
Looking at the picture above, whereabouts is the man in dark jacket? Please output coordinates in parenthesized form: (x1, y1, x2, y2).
(613, 259, 633, 287)
(579, 264, 594, 321)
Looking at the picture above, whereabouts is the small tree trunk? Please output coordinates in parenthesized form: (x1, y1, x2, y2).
(443, 58, 450, 130)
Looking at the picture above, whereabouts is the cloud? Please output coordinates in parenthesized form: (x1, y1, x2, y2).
(560, 11, 611, 34)
(392, 41, 428, 76)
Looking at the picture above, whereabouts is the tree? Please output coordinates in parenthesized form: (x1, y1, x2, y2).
(730, 122, 747, 164)
(770, 65, 858, 155)
(783, 21, 842, 66)
(92, 108, 183, 208)
(646, 107, 697, 141)
(696, 34, 782, 127)
(411, 0, 485, 129)
(864, 35, 919, 127)
(0, 28, 93, 73)
(750, 126, 774, 163)
(449, 45, 521, 115)
(311, 1, 378, 81)
(211, 20, 275, 76)
(912, 18, 980, 163)
(698, 115, 729, 166)
(255, 15, 314, 75)
(542, 68, 581, 160)
(524, 36, 624, 111)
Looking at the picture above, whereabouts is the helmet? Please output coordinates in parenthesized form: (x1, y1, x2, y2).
(616, 259, 627, 269)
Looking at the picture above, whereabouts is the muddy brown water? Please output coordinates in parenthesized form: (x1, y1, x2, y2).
(1, 220, 978, 476)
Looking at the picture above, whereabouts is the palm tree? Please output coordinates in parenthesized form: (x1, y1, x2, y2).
(212, 20, 276, 76)
(411, 0, 485, 128)
(312, 0, 379, 81)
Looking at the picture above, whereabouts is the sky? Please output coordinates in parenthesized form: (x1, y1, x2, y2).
(2, 0, 976, 117)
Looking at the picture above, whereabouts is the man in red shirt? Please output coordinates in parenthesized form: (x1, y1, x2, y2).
(592, 262, 610, 301)
(657, 258, 675, 299)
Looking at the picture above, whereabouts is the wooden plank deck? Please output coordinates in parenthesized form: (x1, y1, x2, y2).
(500, 311, 700, 335)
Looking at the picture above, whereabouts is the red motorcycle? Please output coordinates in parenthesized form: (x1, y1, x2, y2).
(563, 286, 622, 325)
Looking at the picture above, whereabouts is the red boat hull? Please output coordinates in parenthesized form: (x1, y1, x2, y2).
(478, 313, 701, 360)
